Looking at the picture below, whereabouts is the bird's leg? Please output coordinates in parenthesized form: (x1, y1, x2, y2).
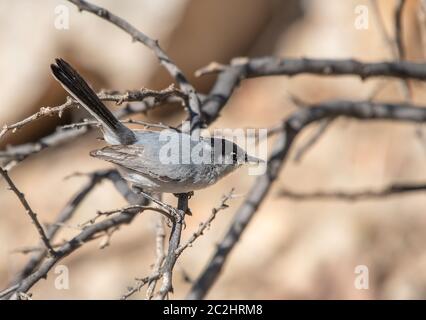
(132, 186, 179, 221)
(173, 192, 193, 216)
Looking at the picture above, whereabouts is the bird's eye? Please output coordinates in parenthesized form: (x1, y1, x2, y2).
(232, 152, 238, 163)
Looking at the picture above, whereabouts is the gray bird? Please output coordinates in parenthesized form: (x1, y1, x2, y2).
(51, 58, 260, 194)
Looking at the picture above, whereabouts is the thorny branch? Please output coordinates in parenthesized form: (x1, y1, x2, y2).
(121, 190, 234, 300)
(0, 97, 178, 167)
(79, 204, 174, 228)
(0, 85, 186, 142)
(175, 189, 235, 257)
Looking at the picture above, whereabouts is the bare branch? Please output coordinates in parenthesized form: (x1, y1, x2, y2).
(9, 170, 112, 286)
(61, 119, 177, 132)
(3, 170, 147, 299)
(155, 193, 188, 300)
(0, 85, 185, 141)
(67, 0, 203, 132)
(200, 57, 426, 126)
(4, 56, 426, 166)
(120, 273, 161, 300)
(176, 189, 235, 257)
(369, 0, 398, 57)
(146, 215, 166, 300)
(0, 98, 170, 165)
(0, 167, 56, 256)
(79, 204, 174, 227)
(186, 98, 426, 299)
(293, 118, 334, 163)
(395, 0, 407, 60)
(279, 182, 426, 201)
(198, 57, 426, 80)
(0, 99, 74, 141)
(8, 209, 138, 299)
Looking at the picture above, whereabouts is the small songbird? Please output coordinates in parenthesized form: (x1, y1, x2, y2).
(51, 58, 261, 193)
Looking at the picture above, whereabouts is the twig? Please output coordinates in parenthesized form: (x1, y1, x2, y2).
(369, 0, 398, 57)
(394, 0, 407, 60)
(0, 167, 56, 256)
(0, 98, 74, 141)
(279, 182, 426, 201)
(0, 284, 19, 299)
(98, 84, 187, 105)
(98, 226, 120, 249)
(369, 0, 412, 100)
(0, 99, 168, 165)
(175, 189, 235, 257)
(11, 241, 67, 254)
(293, 118, 334, 163)
(120, 273, 161, 300)
(146, 215, 166, 299)
(135, 189, 180, 221)
(418, 1, 426, 56)
(155, 193, 188, 300)
(67, 0, 203, 133)
(3, 57, 426, 165)
(0, 86, 185, 141)
(3, 170, 147, 299)
(8, 209, 138, 299)
(61, 119, 177, 131)
(8, 169, 116, 287)
(79, 204, 174, 227)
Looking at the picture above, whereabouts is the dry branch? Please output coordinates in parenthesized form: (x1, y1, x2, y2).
(186, 99, 426, 299)
(279, 182, 426, 201)
(10, 170, 115, 286)
(67, 0, 202, 132)
(2, 170, 146, 299)
(2, 0, 426, 301)
(0, 168, 56, 256)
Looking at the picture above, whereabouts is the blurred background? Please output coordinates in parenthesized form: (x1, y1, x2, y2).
(2, 0, 426, 299)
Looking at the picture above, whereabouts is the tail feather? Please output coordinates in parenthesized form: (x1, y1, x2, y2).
(51, 58, 136, 145)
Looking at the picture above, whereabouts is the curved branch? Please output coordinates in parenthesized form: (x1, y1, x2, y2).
(187, 99, 426, 299)
(67, 0, 202, 131)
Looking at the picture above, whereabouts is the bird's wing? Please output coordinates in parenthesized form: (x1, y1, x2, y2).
(90, 145, 182, 183)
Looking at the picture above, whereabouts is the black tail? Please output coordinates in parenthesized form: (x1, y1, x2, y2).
(51, 58, 136, 145)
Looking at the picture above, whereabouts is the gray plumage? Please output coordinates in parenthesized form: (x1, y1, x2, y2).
(51, 58, 260, 193)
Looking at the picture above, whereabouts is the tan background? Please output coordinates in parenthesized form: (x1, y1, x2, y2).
(1, 0, 426, 299)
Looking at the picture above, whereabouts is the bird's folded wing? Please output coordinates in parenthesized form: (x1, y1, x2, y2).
(90, 145, 181, 183)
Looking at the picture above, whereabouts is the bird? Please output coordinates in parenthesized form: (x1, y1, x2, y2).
(50, 58, 261, 194)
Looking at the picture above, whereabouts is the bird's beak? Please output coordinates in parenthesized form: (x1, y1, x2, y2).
(245, 154, 265, 165)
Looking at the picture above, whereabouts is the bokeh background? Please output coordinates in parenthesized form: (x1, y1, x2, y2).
(2, 0, 426, 299)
